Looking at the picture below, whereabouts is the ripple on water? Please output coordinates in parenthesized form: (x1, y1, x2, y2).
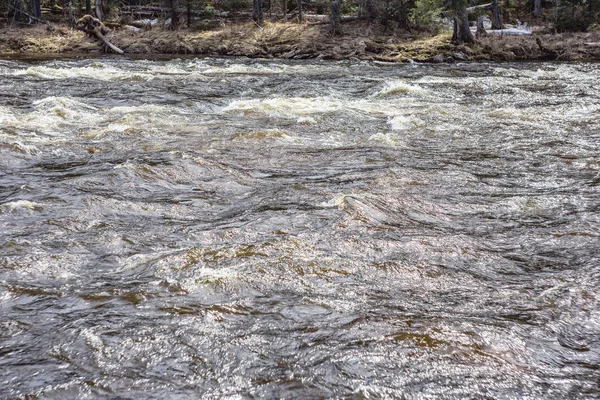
(0, 58, 599, 399)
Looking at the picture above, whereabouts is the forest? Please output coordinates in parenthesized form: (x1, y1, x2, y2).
(2, 0, 599, 36)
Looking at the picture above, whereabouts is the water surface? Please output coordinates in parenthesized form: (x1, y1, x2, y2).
(1, 58, 599, 399)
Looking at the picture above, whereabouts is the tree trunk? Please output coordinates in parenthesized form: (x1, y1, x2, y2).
(297, 0, 302, 22)
(10, 0, 51, 25)
(31, 0, 41, 19)
(451, 15, 458, 42)
(68, 0, 74, 25)
(252, 0, 263, 25)
(330, 0, 341, 34)
(186, 0, 191, 26)
(452, 4, 475, 44)
(170, 0, 177, 29)
(95, 0, 102, 20)
(490, 0, 503, 29)
(281, 0, 286, 20)
(533, 0, 542, 17)
(365, 0, 376, 22)
(85, 0, 91, 14)
(476, 15, 487, 37)
(8, 0, 21, 21)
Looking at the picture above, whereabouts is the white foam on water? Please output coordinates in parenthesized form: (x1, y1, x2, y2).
(0, 200, 42, 212)
(32, 96, 98, 117)
(561, 104, 600, 124)
(18, 64, 158, 82)
(17, 97, 105, 138)
(224, 96, 428, 122)
(0, 106, 19, 127)
(0, 140, 39, 155)
(3, 251, 85, 280)
(0, 98, 110, 144)
(16, 60, 323, 82)
(16, 60, 208, 82)
(192, 266, 239, 282)
(88, 104, 189, 137)
(201, 64, 285, 75)
(192, 60, 329, 76)
(414, 75, 457, 85)
(348, 97, 426, 118)
(388, 115, 425, 131)
(491, 66, 573, 81)
(374, 79, 427, 98)
(368, 131, 401, 146)
(223, 97, 342, 117)
(235, 128, 299, 143)
(297, 116, 317, 125)
(485, 107, 554, 130)
(102, 123, 137, 135)
(108, 103, 174, 116)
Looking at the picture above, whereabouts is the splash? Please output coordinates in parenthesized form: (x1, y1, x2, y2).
(374, 80, 427, 98)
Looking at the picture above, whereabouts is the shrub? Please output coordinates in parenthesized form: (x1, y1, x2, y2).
(409, 0, 444, 30)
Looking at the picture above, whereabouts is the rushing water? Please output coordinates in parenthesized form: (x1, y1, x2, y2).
(0, 57, 599, 399)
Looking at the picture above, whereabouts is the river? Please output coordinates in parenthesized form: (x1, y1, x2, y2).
(1, 57, 599, 399)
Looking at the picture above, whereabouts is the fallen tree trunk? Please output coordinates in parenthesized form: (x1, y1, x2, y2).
(122, 5, 167, 12)
(309, 15, 360, 26)
(443, 2, 500, 17)
(76, 15, 124, 54)
(466, 2, 494, 13)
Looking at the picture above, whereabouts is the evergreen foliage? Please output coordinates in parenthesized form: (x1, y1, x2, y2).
(408, 0, 444, 30)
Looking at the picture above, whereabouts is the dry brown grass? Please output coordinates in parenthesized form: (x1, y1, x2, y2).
(0, 24, 95, 54)
(469, 30, 600, 61)
(1, 20, 599, 62)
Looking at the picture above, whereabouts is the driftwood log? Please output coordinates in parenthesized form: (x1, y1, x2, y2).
(444, 2, 503, 17)
(309, 15, 360, 26)
(76, 15, 124, 54)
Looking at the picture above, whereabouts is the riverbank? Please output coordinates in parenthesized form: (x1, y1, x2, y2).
(1, 21, 600, 62)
